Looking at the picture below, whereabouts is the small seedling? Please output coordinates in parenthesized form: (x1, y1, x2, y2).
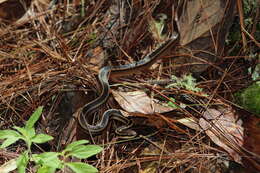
(0, 106, 103, 173)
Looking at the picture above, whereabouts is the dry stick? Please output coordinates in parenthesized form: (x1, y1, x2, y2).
(205, 68, 228, 108)
(156, 113, 187, 134)
(241, 26, 260, 48)
(237, 0, 247, 51)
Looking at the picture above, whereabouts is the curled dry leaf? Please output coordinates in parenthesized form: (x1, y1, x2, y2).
(199, 108, 244, 163)
(178, 0, 225, 45)
(173, 0, 236, 75)
(111, 90, 174, 114)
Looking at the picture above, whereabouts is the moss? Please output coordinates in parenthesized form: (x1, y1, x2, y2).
(235, 83, 260, 115)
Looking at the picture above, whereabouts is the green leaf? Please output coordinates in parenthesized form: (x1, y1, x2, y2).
(66, 162, 98, 173)
(32, 152, 63, 169)
(166, 74, 203, 93)
(66, 145, 102, 159)
(64, 140, 89, 152)
(16, 151, 29, 173)
(167, 97, 179, 109)
(13, 126, 35, 139)
(26, 128, 36, 139)
(148, 13, 167, 40)
(0, 137, 21, 148)
(0, 130, 23, 148)
(37, 165, 56, 173)
(31, 134, 53, 144)
(0, 130, 22, 139)
(25, 106, 43, 130)
(12, 127, 27, 136)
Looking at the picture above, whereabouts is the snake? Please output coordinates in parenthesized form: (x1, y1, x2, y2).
(78, 33, 179, 138)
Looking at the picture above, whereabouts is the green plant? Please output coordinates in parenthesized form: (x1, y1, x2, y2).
(166, 74, 203, 93)
(0, 107, 103, 173)
(235, 83, 260, 115)
(167, 97, 187, 109)
(148, 13, 168, 40)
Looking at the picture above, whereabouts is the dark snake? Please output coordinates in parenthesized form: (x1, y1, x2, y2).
(78, 33, 179, 138)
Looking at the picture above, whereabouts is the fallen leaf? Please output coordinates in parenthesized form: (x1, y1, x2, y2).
(0, 0, 7, 3)
(178, 0, 225, 45)
(242, 114, 260, 171)
(173, 0, 236, 74)
(111, 90, 174, 114)
(0, 159, 17, 173)
(199, 108, 244, 163)
(177, 117, 200, 131)
(0, 0, 32, 23)
(87, 46, 105, 73)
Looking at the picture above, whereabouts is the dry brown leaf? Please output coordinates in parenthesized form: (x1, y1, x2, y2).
(111, 90, 174, 114)
(87, 46, 105, 73)
(177, 117, 200, 131)
(199, 109, 244, 163)
(178, 0, 225, 45)
(0, 0, 31, 22)
(0, 0, 7, 3)
(0, 159, 17, 173)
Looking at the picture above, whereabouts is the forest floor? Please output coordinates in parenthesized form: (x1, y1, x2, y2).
(0, 0, 259, 173)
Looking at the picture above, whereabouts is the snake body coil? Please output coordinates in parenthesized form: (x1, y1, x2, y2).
(78, 33, 179, 138)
